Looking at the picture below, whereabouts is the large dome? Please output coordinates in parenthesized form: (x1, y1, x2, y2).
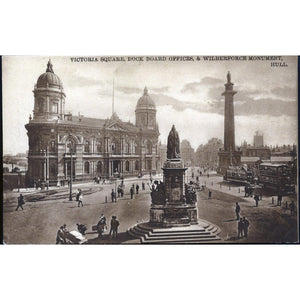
(136, 87, 156, 110)
(36, 59, 63, 89)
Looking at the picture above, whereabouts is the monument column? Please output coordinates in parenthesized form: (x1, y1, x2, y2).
(222, 71, 237, 154)
(218, 72, 242, 174)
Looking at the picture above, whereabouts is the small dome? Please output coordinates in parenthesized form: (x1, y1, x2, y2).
(36, 59, 63, 89)
(136, 87, 156, 110)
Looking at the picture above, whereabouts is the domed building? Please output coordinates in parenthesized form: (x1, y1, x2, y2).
(25, 60, 160, 186)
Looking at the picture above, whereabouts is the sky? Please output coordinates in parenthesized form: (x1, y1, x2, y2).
(2, 55, 298, 155)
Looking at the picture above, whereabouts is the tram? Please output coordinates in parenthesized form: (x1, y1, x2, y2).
(258, 163, 295, 195)
(223, 166, 254, 184)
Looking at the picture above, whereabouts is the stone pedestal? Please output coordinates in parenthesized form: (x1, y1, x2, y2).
(150, 158, 198, 227)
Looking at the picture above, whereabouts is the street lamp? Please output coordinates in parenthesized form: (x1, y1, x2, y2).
(68, 137, 73, 201)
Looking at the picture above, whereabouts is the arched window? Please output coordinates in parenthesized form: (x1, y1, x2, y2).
(135, 160, 139, 171)
(50, 140, 56, 152)
(146, 141, 152, 155)
(133, 143, 138, 154)
(96, 141, 102, 153)
(125, 161, 130, 172)
(125, 142, 130, 154)
(84, 162, 90, 173)
(97, 161, 102, 173)
(111, 143, 115, 154)
(52, 103, 58, 113)
(84, 141, 89, 153)
(66, 140, 76, 153)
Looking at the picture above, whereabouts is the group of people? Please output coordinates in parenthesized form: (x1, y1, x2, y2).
(130, 182, 145, 199)
(96, 214, 120, 239)
(56, 224, 68, 244)
(235, 202, 250, 239)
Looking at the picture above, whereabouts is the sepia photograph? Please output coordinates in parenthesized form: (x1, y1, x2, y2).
(2, 55, 298, 244)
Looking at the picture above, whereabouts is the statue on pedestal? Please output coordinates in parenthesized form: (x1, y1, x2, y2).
(167, 125, 180, 159)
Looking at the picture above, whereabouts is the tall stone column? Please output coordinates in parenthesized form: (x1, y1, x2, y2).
(222, 71, 237, 153)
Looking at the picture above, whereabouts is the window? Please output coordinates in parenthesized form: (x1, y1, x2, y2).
(66, 141, 76, 153)
(52, 103, 58, 113)
(135, 160, 139, 171)
(84, 162, 90, 173)
(97, 161, 102, 173)
(84, 141, 89, 153)
(125, 161, 130, 172)
(146, 141, 152, 155)
(96, 141, 102, 153)
(50, 141, 55, 152)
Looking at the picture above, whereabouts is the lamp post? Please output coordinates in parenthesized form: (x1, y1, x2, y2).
(68, 137, 73, 201)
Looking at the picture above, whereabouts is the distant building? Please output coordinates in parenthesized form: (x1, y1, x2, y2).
(180, 139, 195, 167)
(158, 143, 167, 173)
(195, 138, 223, 170)
(253, 131, 264, 147)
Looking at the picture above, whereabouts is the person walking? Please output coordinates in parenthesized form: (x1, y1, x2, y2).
(254, 194, 259, 207)
(277, 195, 282, 206)
(238, 218, 244, 239)
(235, 202, 241, 220)
(242, 217, 250, 238)
(16, 194, 25, 211)
(111, 189, 115, 202)
(76, 189, 83, 207)
(136, 184, 140, 194)
(142, 182, 145, 190)
(130, 186, 134, 199)
(109, 216, 120, 239)
(208, 190, 212, 199)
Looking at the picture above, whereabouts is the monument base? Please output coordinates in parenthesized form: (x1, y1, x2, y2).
(127, 219, 221, 244)
(150, 204, 198, 227)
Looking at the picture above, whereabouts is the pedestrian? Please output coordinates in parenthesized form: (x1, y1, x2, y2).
(208, 190, 212, 198)
(130, 186, 134, 199)
(242, 217, 250, 237)
(16, 194, 25, 211)
(132, 184, 135, 194)
(97, 214, 107, 239)
(76, 189, 83, 207)
(56, 226, 66, 244)
(109, 216, 120, 239)
(235, 202, 241, 220)
(289, 201, 296, 216)
(117, 186, 121, 198)
(254, 194, 259, 207)
(136, 184, 139, 194)
(277, 195, 282, 206)
(238, 218, 244, 239)
(142, 182, 145, 190)
(111, 189, 115, 202)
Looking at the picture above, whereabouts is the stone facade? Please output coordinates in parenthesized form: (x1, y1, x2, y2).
(25, 60, 160, 186)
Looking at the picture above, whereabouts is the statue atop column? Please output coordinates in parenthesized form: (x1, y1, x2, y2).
(227, 71, 231, 84)
(167, 125, 180, 159)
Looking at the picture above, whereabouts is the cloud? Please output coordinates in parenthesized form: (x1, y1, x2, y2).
(271, 86, 297, 100)
(181, 76, 223, 94)
(151, 86, 170, 93)
(65, 73, 101, 87)
(116, 86, 141, 94)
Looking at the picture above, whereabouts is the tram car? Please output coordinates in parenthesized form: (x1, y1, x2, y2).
(223, 166, 254, 184)
(258, 163, 295, 195)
